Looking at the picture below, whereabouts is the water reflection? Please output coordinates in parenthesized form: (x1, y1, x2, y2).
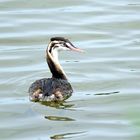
(94, 91, 120, 96)
(50, 131, 86, 140)
(45, 115, 75, 121)
(40, 101, 75, 109)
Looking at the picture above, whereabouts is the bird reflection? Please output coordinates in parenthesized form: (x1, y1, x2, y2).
(40, 100, 74, 109)
(94, 91, 119, 95)
(50, 131, 86, 139)
(45, 115, 75, 121)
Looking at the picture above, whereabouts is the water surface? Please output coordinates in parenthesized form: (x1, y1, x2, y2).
(0, 0, 140, 140)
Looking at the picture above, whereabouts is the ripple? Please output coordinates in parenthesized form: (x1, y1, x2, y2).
(50, 131, 86, 139)
(45, 115, 75, 121)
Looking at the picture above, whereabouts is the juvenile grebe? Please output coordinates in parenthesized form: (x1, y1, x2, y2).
(29, 37, 82, 102)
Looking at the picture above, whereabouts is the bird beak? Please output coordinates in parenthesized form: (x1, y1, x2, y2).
(65, 42, 84, 52)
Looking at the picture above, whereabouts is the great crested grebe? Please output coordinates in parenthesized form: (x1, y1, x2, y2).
(29, 37, 82, 102)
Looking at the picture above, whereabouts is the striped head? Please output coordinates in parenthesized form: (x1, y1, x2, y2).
(48, 37, 83, 53)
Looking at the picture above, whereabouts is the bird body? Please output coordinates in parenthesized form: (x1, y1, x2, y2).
(29, 78, 73, 101)
(29, 37, 82, 102)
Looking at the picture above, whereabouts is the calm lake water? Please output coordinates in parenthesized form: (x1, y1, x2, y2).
(0, 0, 140, 140)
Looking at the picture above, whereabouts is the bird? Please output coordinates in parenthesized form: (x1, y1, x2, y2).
(29, 37, 83, 102)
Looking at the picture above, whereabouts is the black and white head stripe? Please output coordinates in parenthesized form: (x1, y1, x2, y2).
(49, 37, 82, 53)
(50, 37, 69, 42)
(49, 37, 71, 52)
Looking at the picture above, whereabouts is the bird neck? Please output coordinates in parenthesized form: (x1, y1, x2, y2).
(46, 43, 67, 80)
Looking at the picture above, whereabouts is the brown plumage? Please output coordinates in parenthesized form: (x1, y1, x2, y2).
(29, 37, 82, 102)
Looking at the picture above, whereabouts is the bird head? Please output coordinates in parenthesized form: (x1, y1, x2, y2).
(49, 37, 83, 53)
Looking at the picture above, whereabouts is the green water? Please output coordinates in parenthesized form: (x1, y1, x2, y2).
(0, 0, 140, 140)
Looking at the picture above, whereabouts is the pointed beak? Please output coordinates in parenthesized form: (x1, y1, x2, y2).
(65, 42, 84, 52)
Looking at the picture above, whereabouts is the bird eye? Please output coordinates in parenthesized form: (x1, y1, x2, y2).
(64, 42, 69, 48)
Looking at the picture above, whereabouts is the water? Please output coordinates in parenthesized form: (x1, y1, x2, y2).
(0, 0, 140, 139)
